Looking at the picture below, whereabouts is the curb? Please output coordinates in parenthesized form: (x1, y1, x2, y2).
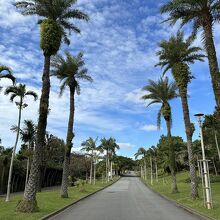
(140, 178, 215, 220)
(41, 177, 120, 220)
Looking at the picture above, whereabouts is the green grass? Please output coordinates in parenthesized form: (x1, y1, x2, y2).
(0, 178, 118, 220)
(142, 172, 220, 220)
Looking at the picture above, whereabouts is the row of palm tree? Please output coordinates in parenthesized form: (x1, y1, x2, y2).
(1, 66, 38, 201)
(13, 0, 90, 212)
(138, 0, 220, 199)
(81, 137, 120, 185)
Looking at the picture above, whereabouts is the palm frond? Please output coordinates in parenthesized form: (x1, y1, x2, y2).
(25, 91, 38, 101)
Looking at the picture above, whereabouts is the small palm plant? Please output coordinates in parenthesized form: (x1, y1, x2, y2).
(141, 77, 179, 193)
(160, 0, 220, 119)
(15, 0, 89, 211)
(135, 148, 147, 180)
(4, 84, 37, 202)
(156, 31, 205, 199)
(0, 65, 15, 92)
(52, 51, 92, 198)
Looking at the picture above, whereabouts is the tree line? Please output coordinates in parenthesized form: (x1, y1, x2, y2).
(136, 0, 220, 200)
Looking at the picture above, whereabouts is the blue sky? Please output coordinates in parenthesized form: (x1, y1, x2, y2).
(0, 0, 219, 158)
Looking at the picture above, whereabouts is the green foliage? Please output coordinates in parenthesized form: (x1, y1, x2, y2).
(0, 179, 117, 220)
(16, 0, 89, 51)
(172, 62, 191, 91)
(160, 0, 220, 36)
(40, 19, 62, 56)
(161, 103, 171, 121)
(52, 52, 93, 93)
(143, 172, 220, 219)
(142, 77, 178, 128)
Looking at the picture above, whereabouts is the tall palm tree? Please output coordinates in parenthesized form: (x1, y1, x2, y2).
(160, 0, 220, 120)
(135, 147, 147, 181)
(4, 84, 37, 202)
(98, 138, 117, 183)
(0, 65, 16, 92)
(151, 146, 158, 183)
(81, 137, 98, 185)
(52, 52, 92, 198)
(15, 0, 89, 211)
(141, 77, 179, 193)
(147, 148, 154, 186)
(12, 120, 36, 189)
(156, 31, 205, 199)
(108, 138, 120, 180)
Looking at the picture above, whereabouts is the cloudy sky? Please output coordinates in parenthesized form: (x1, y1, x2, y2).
(0, 0, 219, 158)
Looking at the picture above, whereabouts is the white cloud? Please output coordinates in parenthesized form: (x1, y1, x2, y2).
(117, 142, 135, 150)
(125, 89, 147, 104)
(140, 124, 158, 132)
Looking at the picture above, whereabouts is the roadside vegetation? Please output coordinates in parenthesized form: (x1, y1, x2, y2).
(0, 178, 119, 220)
(1, 0, 220, 219)
(142, 172, 220, 220)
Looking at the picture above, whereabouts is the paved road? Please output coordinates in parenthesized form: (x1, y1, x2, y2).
(50, 177, 203, 220)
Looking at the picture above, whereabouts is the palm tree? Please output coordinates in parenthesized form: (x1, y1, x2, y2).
(99, 138, 112, 183)
(142, 77, 179, 193)
(52, 51, 92, 198)
(12, 120, 36, 189)
(160, 0, 220, 120)
(81, 137, 98, 185)
(135, 148, 147, 181)
(0, 65, 16, 92)
(4, 84, 37, 202)
(108, 138, 120, 180)
(151, 146, 159, 183)
(15, 0, 89, 211)
(156, 31, 205, 199)
(147, 148, 154, 186)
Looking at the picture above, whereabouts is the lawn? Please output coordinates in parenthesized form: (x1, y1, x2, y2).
(0, 178, 118, 220)
(142, 172, 220, 220)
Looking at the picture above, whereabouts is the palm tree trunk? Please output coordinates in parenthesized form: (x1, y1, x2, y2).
(166, 119, 178, 193)
(105, 153, 108, 183)
(155, 158, 158, 183)
(61, 88, 75, 198)
(180, 89, 199, 199)
(89, 150, 93, 185)
(25, 142, 30, 190)
(93, 158, 96, 185)
(6, 99, 22, 202)
(140, 166, 143, 178)
(110, 161, 113, 180)
(144, 157, 147, 180)
(150, 156, 153, 185)
(203, 21, 220, 119)
(214, 130, 220, 162)
(107, 152, 110, 182)
(17, 55, 51, 212)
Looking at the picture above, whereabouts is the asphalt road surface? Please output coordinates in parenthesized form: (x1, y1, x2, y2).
(50, 176, 203, 220)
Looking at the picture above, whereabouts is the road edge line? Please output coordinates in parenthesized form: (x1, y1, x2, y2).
(41, 177, 120, 220)
(140, 178, 215, 220)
